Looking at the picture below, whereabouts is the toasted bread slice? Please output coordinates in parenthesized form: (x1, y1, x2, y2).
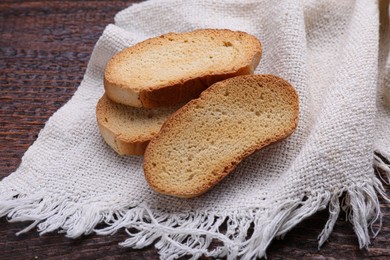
(104, 29, 262, 108)
(96, 94, 180, 155)
(144, 75, 299, 198)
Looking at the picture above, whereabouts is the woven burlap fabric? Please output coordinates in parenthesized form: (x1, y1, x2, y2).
(1, 0, 389, 259)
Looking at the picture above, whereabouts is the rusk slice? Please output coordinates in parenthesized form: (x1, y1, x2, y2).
(144, 75, 299, 198)
(104, 29, 262, 108)
(96, 94, 180, 155)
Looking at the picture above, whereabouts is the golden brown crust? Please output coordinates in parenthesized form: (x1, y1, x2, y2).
(144, 74, 299, 198)
(104, 29, 262, 108)
(96, 94, 179, 155)
(138, 65, 256, 108)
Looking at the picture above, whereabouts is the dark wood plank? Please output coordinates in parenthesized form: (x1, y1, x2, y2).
(0, 1, 389, 259)
(0, 0, 139, 177)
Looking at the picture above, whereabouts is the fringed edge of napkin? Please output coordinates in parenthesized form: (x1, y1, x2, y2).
(0, 156, 389, 260)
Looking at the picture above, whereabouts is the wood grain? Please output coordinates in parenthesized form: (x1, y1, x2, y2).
(0, 1, 389, 259)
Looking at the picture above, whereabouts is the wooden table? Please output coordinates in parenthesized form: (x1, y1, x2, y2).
(1, 1, 389, 259)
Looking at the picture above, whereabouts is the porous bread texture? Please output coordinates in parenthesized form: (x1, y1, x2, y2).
(144, 74, 299, 198)
(104, 29, 262, 108)
(96, 94, 180, 155)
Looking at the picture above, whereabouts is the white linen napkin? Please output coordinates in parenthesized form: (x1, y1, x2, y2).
(1, 0, 389, 259)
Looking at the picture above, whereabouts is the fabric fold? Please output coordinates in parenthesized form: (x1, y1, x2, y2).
(1, 0, 389, 259)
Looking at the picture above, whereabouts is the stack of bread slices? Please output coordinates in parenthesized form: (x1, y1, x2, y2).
(96, 29, 299, 198)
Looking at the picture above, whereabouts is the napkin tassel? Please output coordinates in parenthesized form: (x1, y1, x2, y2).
(0, 165, 388, 260)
